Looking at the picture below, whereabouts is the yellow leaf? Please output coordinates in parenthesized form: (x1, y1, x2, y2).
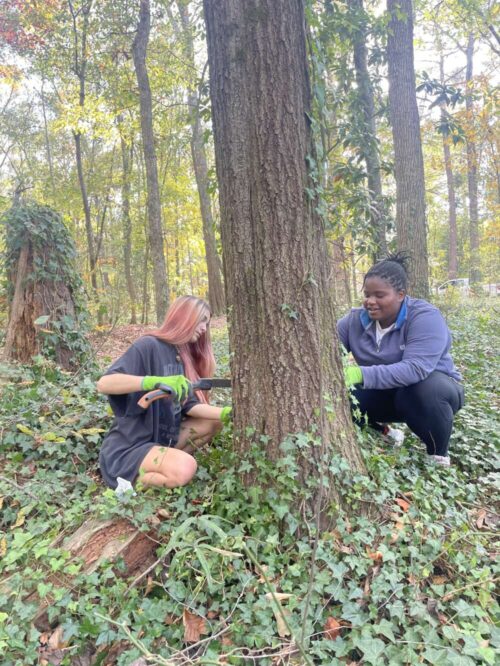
(0, 537, 6, 557)
(16, 424, 34, 436)
(11, 510, 26, 529)
(78, 428, 106, 435)
(0, 496, 3, 510)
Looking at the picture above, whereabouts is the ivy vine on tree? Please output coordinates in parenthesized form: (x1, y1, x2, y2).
(2, 202, 91, 369)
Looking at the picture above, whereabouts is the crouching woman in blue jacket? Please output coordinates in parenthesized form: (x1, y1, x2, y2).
(337, 254, 464, 466)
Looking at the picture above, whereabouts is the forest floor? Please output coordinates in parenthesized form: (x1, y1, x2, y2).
(0, 298, 498, 666)
(88, 315, 229, 365)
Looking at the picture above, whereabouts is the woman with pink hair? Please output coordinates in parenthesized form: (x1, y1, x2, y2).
(96, 296, 230, 490)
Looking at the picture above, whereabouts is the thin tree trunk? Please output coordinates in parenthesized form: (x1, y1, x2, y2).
(465, 34, 481, 284)
(132, 0, 169, 323)
(141, 237, 150, 325)
(120, 133, 137, 324)
(177, 1, 225, 314)
(439, 57, 458, 280)
(204, 0, 365, 518)
(387, 0, 429, 298)
(349, 0, 387, 256)
(39, 85, 56, 201)
(68, 0, 101, 321)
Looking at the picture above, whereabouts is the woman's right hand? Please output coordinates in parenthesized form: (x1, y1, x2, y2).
(142, 375, 190, 402)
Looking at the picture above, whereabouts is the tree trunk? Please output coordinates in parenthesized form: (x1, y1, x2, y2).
(39, 85, 56, 201)
(177, 1, 226, 314)
(387, 0, 429, 298)
(465, 34, 481, 284)
(132, 0, 169, 323)
(120, 133, 137, 324)
(204, 0, 365, 517)
(349, 0, 387, 256)
(68, 0, 101, 321)
(439, 57, 458, 280)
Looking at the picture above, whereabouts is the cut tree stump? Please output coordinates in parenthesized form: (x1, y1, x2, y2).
(29, 518, 159, 630)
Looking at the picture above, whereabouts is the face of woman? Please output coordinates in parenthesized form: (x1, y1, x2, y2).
(363, 276, 405, 328)
(190, 310, 211, 343)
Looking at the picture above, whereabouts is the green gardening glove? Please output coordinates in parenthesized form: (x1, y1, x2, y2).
(141, 375, 189, 402)
(220, 406, 232, 425)
(344, 365, 363, 387)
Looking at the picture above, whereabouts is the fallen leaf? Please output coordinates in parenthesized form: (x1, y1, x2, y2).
(395, 498, 410, 512)
(164, 614, 177, 625)
(476, 509, 487, 529)
(367, 550, 383, 563)
(265, 593, 291, 638)
(426, 598, 439, 616)
(144, 576, 154, 596)
(264, 592, 293, 601)
(156, 508, 171, 520)
(0, 537, 6, 557)
(324, 617, 341, 640)
(48, 625, 67, 650)
(432, 575, 447, 585)
(183, 609, 207, 643)
(10, 509, 26, 530)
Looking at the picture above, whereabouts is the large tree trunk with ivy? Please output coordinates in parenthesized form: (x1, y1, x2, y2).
(387, 0, 429, 298)
(349, 0, 387, 256)
(3, 203, 89, 370)
(204, 0, 365, 517)
(465, 34, 481, 284)
(177, 1, 226, 314)
(132, 0, 170, 323)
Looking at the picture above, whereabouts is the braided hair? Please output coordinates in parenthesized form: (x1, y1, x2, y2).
(364, 252, 410, 292)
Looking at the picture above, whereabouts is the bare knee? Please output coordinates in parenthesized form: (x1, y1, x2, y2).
(173, 455, 198, 486)
(140, 446, 198, 487)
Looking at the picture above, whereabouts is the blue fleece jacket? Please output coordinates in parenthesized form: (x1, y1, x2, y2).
(337, 296, 462, 390)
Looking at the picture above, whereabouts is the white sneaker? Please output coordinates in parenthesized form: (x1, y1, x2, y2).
(427, 455, 451, 467)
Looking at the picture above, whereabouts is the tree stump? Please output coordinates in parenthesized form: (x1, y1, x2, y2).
(30, 518, 158, 631)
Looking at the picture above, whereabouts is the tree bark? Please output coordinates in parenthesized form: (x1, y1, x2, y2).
(439, 57, 458, 280)
(349, 0, 387, 256)
(120, 133, 137, 324)
(204, 0, 365, 516)
(177, 1, 226, 314)
(387, 0, 429, 298)
(132, 0, 169, 323)
(465, 34, 481, 284)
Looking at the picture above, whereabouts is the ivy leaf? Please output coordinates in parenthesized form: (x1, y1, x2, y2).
(34, 315, 50, 325)
(356, 637, 386, 663)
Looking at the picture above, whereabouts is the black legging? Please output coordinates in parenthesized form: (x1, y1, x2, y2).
(352, 371, 465, 456)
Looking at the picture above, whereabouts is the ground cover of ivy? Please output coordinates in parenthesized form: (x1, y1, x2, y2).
(0, 298, 498, 665)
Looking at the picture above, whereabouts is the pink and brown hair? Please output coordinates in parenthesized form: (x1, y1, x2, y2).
(147, 296, 215, 403)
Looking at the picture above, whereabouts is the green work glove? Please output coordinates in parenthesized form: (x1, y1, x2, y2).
(220, 406, 232, 425)
(344, 365, 363, 387)
(141, 375, 190, 402)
